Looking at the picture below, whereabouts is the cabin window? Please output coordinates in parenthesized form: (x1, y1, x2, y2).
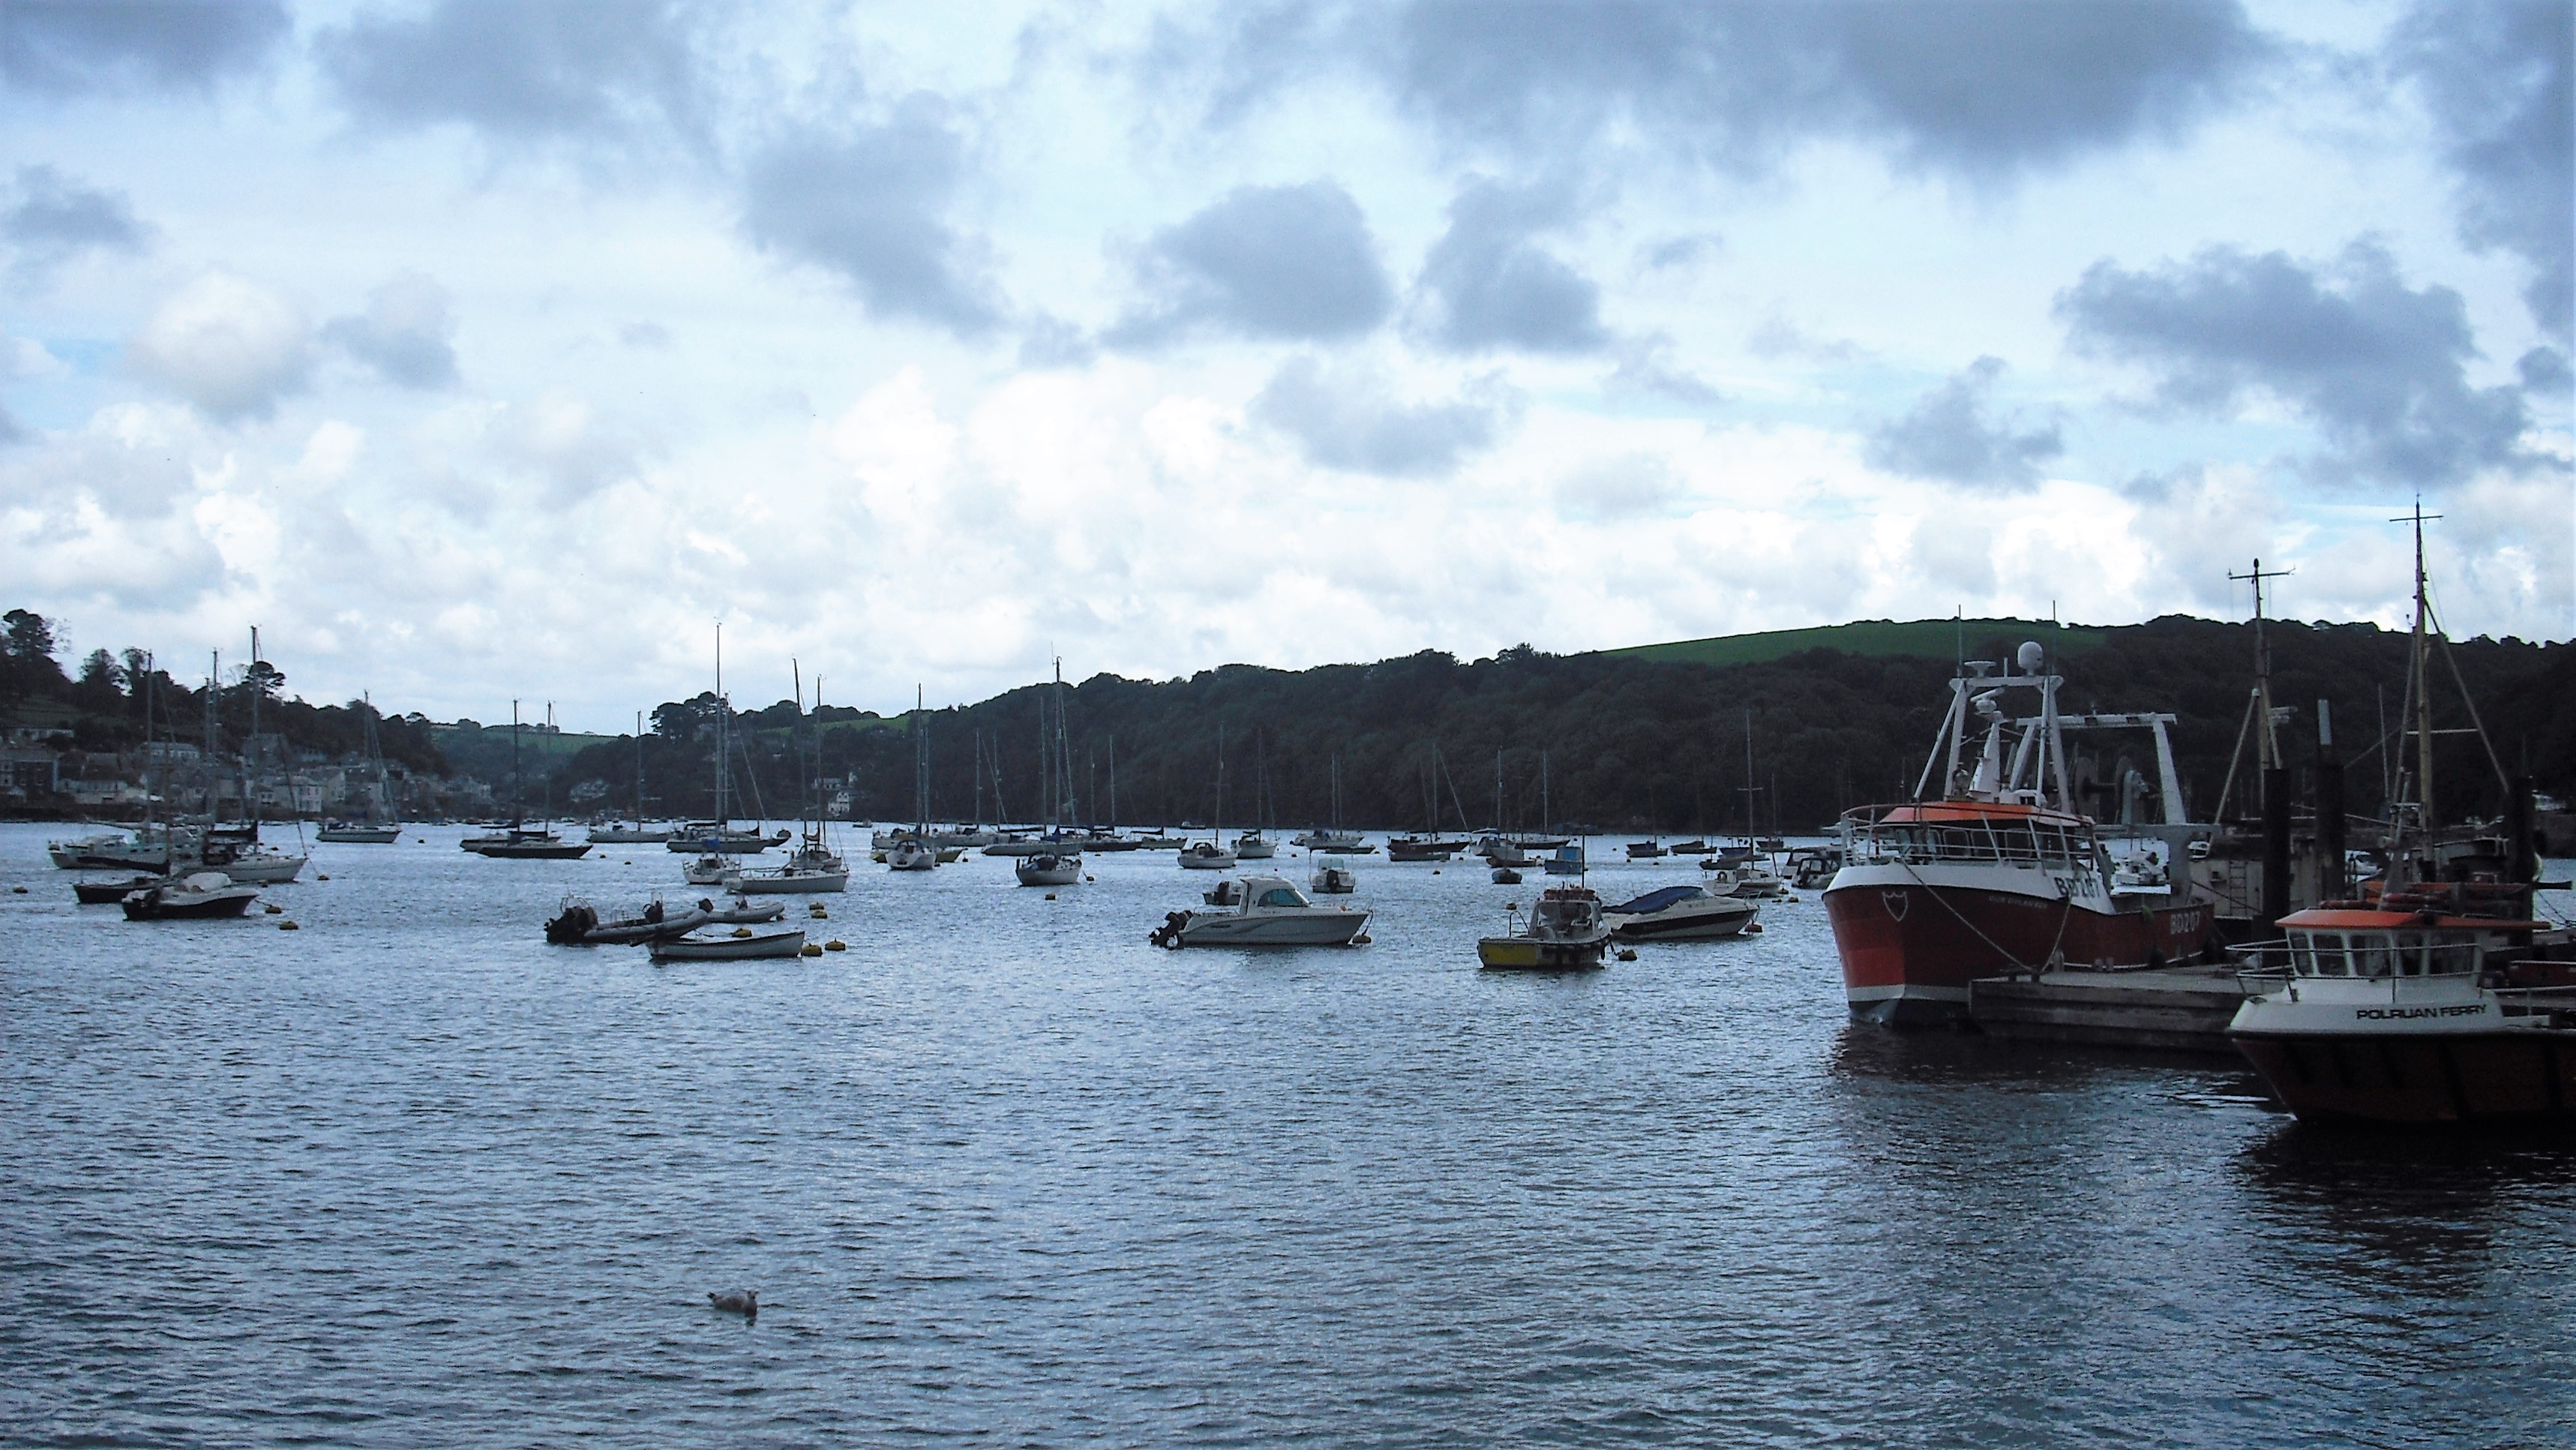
(2348, 935, 2395, 978)
(2395, 932, 2428, 976)
(2308, 932, 2347, 975)
(1257, 888, 1304, 908)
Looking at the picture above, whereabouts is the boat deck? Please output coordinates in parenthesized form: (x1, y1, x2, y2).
(1969, 965, 2254, 1053)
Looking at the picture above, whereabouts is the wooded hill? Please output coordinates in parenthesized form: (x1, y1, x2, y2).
(551, 616, 2572, 835)
(0, 610, 447, 776)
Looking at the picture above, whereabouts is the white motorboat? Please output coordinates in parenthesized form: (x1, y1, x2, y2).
(119, 871, 260, 920)
(1234, 831, 1276, 860)
(1015, 851, 1081, 887)
(1603, 884, 1760, 941)
(49, 828, 167, 871)
(1293, 828, 1366, 851)
(649, 927, 808, 962)
(1542, 842, 1586, 876)
(1179, 840, 1237, 870)
(1147, 876, 1371, 947)
(1703, 863, 1784, 898)
(316, 822, 401, 843)
(683, 854, 731, 886)
(1310, 857, 1357, 895)
(887, 838, 939, 872)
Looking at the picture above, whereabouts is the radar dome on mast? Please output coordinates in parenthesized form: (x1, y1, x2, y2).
(2016, 641, 2045, 673)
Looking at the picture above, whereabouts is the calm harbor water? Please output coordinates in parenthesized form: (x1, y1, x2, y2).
(5, 822, 2574, 1446)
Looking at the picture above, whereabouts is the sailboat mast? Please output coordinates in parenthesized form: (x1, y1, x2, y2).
(2410, 505, 2437, 830)
(713, 623, 728, 826)
(140, 654, 155, 832)
(246, 623, 259, 829)
(510, 699, 523, 825)
(1052, 656, 1075, 827)
(205, 650, 218, 820)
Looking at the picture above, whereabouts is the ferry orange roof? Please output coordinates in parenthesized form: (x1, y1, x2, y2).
(2278, 907, 2545, 932)
(1867, 800, 2091, 827)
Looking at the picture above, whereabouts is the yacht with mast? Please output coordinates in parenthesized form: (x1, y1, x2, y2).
(587, 713, 672, 844)
(727, 669, 850, 893)
(317, 692, 402, 842)
(1016, 659, 1085, 887)
(888, 686, 941, 871)
(471, 701, 591, 859)
(1181, 725, 1238, 870)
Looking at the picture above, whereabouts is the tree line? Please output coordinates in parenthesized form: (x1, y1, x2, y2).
(547, 617, 2571, 833)
(1, 609, 447, 774)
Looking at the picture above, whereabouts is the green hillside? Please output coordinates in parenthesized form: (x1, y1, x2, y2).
(1605, 617, 2112, 669)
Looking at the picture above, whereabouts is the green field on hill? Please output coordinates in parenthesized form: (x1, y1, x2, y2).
(1601, 617, 2113, 669)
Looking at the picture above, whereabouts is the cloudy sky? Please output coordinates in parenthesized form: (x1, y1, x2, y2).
(1, 0, 2568, 727)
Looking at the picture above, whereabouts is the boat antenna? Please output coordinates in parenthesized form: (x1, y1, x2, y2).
(2227, 557, 2293, 791)
(2395, 500, 2441, 832)
(510, 698, 522, 826)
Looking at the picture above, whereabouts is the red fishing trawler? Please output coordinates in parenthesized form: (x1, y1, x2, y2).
(1825, 640, 2219, 1025)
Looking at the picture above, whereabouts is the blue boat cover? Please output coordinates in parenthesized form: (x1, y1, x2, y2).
(1608, 884, 1702, 914)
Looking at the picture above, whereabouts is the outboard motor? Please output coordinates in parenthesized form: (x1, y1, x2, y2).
(1147, 910, 1192, 949)
(544, 902, 599, 944)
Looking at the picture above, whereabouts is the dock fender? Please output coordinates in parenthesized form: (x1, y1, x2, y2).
(2144, 947, 2166, 971)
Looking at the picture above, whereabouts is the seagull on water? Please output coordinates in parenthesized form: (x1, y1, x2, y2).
(708, 1289, 757, 1318)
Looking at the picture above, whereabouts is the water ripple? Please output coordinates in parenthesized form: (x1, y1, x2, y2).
(5, 827, 2574, 1446)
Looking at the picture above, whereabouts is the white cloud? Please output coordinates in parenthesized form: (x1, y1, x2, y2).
(127, 271, 312, 422)
(0, 0, 2563, 729)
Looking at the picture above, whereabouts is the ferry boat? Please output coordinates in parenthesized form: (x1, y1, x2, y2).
(1823, 640, 2215, 1025)
(2227, 512, 2574, 1122)
(2229, 881, 2573, 1124)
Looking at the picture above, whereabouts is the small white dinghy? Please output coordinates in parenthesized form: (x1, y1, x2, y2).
(697, 895, 787, 924)
(1178, 840, 1237, 871)
(649, 927, 808, 962)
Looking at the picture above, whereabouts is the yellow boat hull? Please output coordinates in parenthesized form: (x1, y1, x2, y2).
(1477, 935, 1609, 971)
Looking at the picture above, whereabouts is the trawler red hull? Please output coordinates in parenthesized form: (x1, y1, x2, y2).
(1825, 870, 2216, 1025)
